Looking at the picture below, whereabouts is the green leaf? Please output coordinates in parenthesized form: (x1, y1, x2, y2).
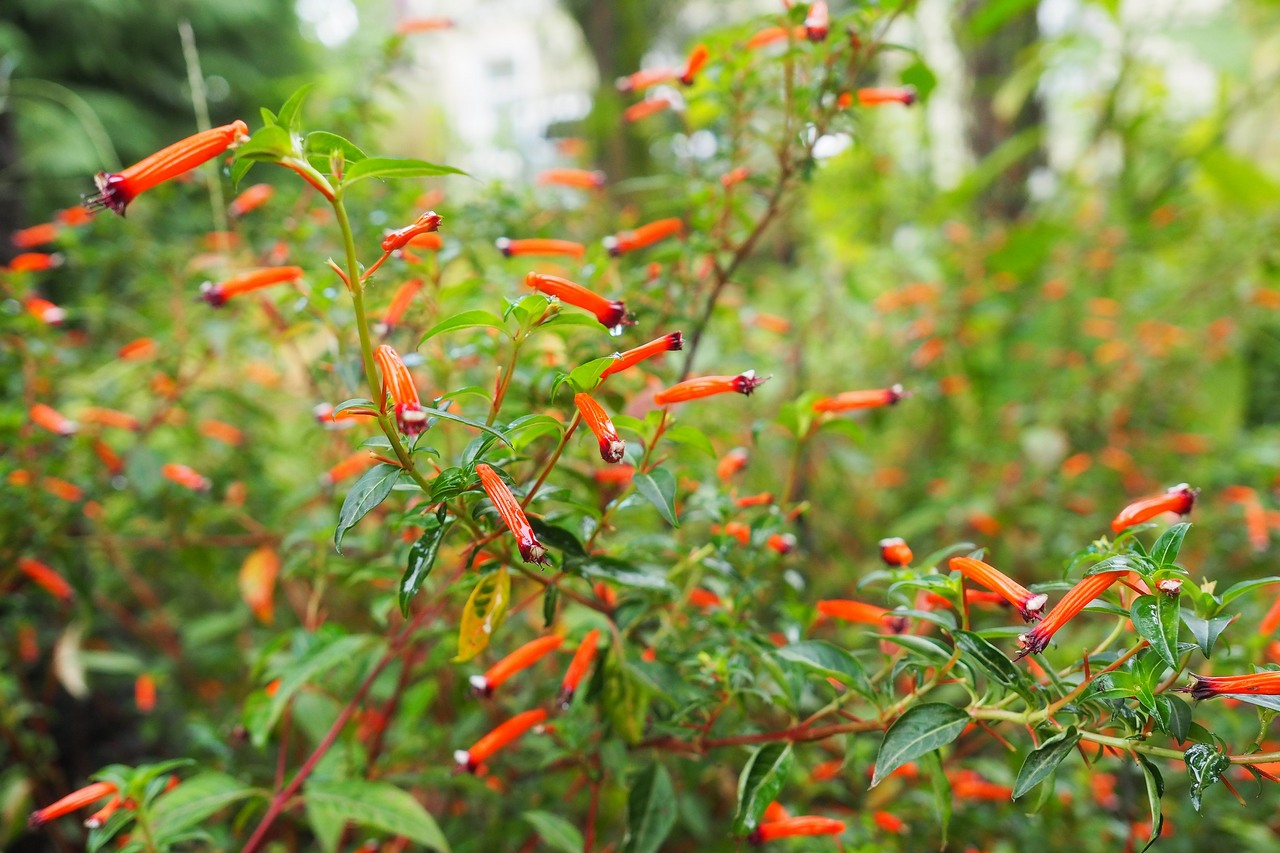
(304, 779, 449, 853)
(1083, 554, 1142, 576)
(334, 463, 402, 553)
(1012, 727, 1079, 799)
(304, 131, 367, 173)
(419, 405, 512, 447)
(255, 633, 379, 747)
(573, 556, 673, 591)
(343, 156, 466, 186)
(1180, 610, 1234, 657)
(1135, 753, 1164, 852)
(1154, 694, 1192, 741)
(332, 397, 376, 416)
(733, 743, 793, 835)
(566, 357, 617, 394)
(454, 568, 510, 662)
(233, 125, 295, 163)
(522, 810, 583, 853)
(400, 513, 451, 616)
(1219, 693, 1280, 713)
(542, 585, 559, 628)
(661, 425, 717, 458)
(1219, 576, 1280, 606)
(623, 764, 676, 853)
(1185, 741, 1230, 811)
(953, 630, 1024, 688)
(634, 468, 679, 527)
(773, 641, 866, 688)
(150, 772, 257, 838)
(1150, 522, 1191, 567)
(923, 751, 951, 846)
(1131, 594, 1181, 671)
(418, 310, 508, 345)
(276, 83, 314, 133)
(871, 703, 969, 788)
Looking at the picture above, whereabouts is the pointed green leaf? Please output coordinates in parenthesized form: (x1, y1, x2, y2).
(1186, 741, 1230, 811)
(773, 641, 866, 688)
(254, 633, 379, 747)
(566, 357, 617, 394)
(634, 468, 678, 527)
(304, 779, 449, 853)
(276, 83, 314, 133)
(420, 405, 512, 447)
(1136, 753, 1164, 852)
(233, 124, 294, 163)
(1150, 522, 1191, 567)
(522, 811, 583, 853)
(343, 156, 466, 186)
(1154, 694, 1192, 741)
(150, 772, 258, 838)
(1013, 727, 1079, 799)
(334, 463, 402, 553)
(1219, 576, 1280, 605)
(733, 743, 793, 834)
(923, 751, 951, 846)
(454, 568, 510, 662)
(418, 310, 508, 345)
(954, 629, 1025, 688)
(1131, 594, 1181, 670)
(661, 424, 717, 458)
(304, 131, 367, 173)
(400, 513, 450, 616)
(623, 764, 676, 853)
(871, 703, 969, 788)
(1219, 693, 1280, 713)
(1180, 610, 1235, 658)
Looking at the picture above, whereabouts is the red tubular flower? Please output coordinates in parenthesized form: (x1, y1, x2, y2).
(117, 337, 157, 360)
(78, 407, 140, 431)
(558, 629, 601, 707)
(18, 558, 73, 600)
(313, 402, 377, 430)
(717, 447, 749, 480)
(373, 344, 428, 435)
(574, 393, 625, 463)
(750, 816, 846, 844)
(377, 278, 424, 333)
(950, 556, 1047, 623)
(762, 801, 790, 822)
(1110, 483, 1198, 533)
(813, 384, 909, 412)
(767, 533, 796, 555)
(653, 371, 769, 405)
(603, 217, 684, 256)
(721, 167, 750, 188)
(495, 237, 585, 259)
(879, 537, 913, 567)
(396, 17, 453, 35)
(12, 222, 60, 248)
(623, 98, 674, 123)
(736, 492, 774, 508)
(856, 86, 918, 106)
(135, 673, 157, 714)
(25, 297, 66, 325)
(41, 476, 83, 502)
(616, 67, 678, 93)
(1180, 671, 1280, 700)
(680, 43, 710, 85)
(200, 266, 303, 307)
(470, 635, 564, 696)
(30, 403, 77, 436)
(86, 120, 248, 216)
(536, 168, 606, 190)
(228, 183, 275, 217)
(1260, 596, 1280, 636)
(7, 252, 61, 273)
(199, 419, 244, 446)
(320, 452, 376, 486)
(455, 708, 548, 772)
(601, 331, 683, 378)
(873, 811, 906, 834)
(56, 206, 93, 227)
(817, 599, 908, 634)
(745, 25, 807, 50)
(804, 2, 830, 41)
(525, 271, 633, 329)
(1015, 570, 1128, 658)
(28, 781, 117, 828)
(84, 794, 124, 829)
(381, 211, 442, 253)
(93, 439, 124, 476)
(162, 463, 211, 492)
(475, 463, 549, 566)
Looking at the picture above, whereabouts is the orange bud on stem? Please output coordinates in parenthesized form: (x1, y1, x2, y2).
(28, 782, 117, 828)
(1111, 483, 1198, 533)
(1016, 570, 1128, 658)
(525, 271, 633, 329)
(455, 708, 547, 772)
(471, 635, 564, 696)
(601, 332, 683, 378)
(951, 556, 1047, 622)
(654, 371, 768, 405)
(574, 393, 625, 463)
(475, 463, 549, 566)
(558, 629, 601, 707)
(200, 266, 303, 307)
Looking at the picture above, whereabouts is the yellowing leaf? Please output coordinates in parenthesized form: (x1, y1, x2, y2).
(454, 568, 510, 662)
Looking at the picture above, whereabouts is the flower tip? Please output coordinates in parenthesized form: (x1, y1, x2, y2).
(453, 749, 476, 773)
(495, 237, 513, 256)
(734, 370, 770, 396)
(1014, 629, 1048, 660)
(668, 331, 684, 350)
(556, 687, 575, 709)
(602, 235, 621, 256)
(198, 281, 227, 307)
(469, 674, 493, 697)
(1022, 593, 1049, 621)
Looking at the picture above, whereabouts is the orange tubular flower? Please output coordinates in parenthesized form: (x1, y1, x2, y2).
(12, 222, 60, 248)
(7, 252, 61, 273)
(18, 558, 73, 600)
(750, 816, 846, 844)
(475, 463, 549, 566)
(804, 2, 830, 41)
(525, 271, 633, 329)
(239, 546, 280, 624)
(93, 439, 124, 476)
(41, 477, 83, 502)
(377, 278, 424, 333)
(616, 67, 678, 93)
(879, 537, 913, 567)
(761, 801, 791, 823)
(79, 407, 141, 431)
(30, 403, 77, 436)
(736, 492, 774, 508)
(767, 533, 796, 555)
(135, 673, 157, 714)
(471, 635, 564, 696)
(84, 794, 124, 829)
(558, 629, 601, 707)
(746, 25, 807, 50)
(320, 452, 376, 485)
(1110, 483, 1198, 533)
(1016, 570, 1128, 658)
(623, 97, 674, 123)
(857, 86, 918, 106)
(574, 393, 625, 463)
(25, 297, 65, 325)
(603, 217, 684, 256)
(817, 599, 908, 634)
(200, 265, 303, 307)
(228, 182, 275, 217)
(396, 17, 453, 35)
(28, 781, 117, 828)
(455, 708, 548, 772)
(873, 811, 906, 834)
(680, 44, 710, 85)
(373, 344, 428, 435)
(495, 237, 585, 259)
(381, 211, 442, 253)
(536, 168, 606, 190)
(118, 337, 157, 360)
(813, 384, 909, 413)
(718, 447, 749, 480)
(654, 371, 769, 405)
(313, 402, 377, 430)
(601, 331, 683, 379)
(86, 120, 248, 216)
(199, 419, 245, 446)
(950, 556, 1047, 623)
(1181, 671, 1280, 700)
(162, 462, 211, 492)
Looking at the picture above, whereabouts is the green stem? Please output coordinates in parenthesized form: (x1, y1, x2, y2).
(522, 413, 581, 508)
